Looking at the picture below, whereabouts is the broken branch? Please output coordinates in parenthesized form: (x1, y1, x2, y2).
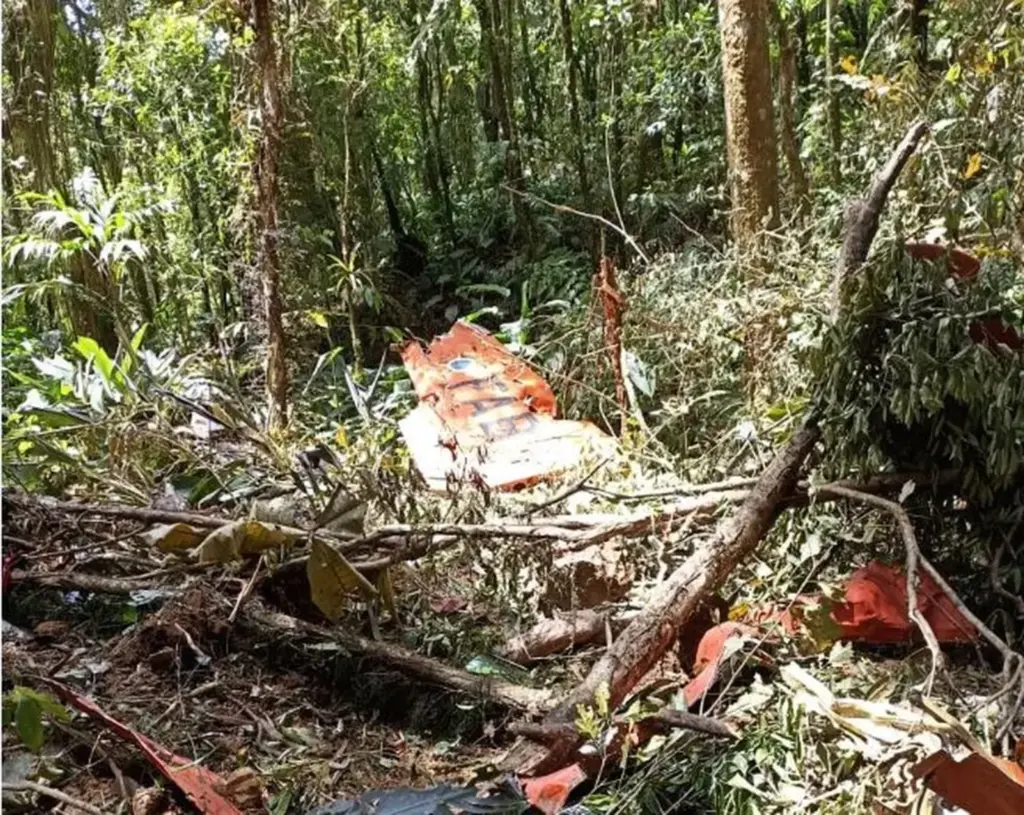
(244, 602, 555, 713)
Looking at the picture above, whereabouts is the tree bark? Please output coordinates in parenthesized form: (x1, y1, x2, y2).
(252, 0, 290, 430)
(559, 0, 593, 262)
(718, 0, 780, 254)
(773, 1, 809, 217)
(825, 0, 842, 186)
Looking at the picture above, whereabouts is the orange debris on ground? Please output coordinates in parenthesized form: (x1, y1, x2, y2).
(911, 747, 1024, 815)
(398, 321, 612, 491)
(680, 561, 978, 709)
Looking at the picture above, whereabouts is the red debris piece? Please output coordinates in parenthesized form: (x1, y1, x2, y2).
(905, 242, 1021, 350)
(831, 561, 977, 644)
(37, 679, 243, 815)
(678, 561, 978, 708)
(522, 763, 588, 815)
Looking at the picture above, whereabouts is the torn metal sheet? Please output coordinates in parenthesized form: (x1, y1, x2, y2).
(911, 748, 1024, 815)
(399, 321, 612, 491)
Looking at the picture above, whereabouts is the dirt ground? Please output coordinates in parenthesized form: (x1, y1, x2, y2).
(0, 484, 530, 815)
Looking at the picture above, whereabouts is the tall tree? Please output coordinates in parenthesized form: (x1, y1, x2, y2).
(824, 0, 842, 185)
(559, 0, 589, 201)
(252, 0, 290, 429)
(718, 0, 780, 253)
(773, 1, 809, 216)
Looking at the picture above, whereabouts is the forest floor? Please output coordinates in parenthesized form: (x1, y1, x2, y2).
(4, 443, 1023, 815)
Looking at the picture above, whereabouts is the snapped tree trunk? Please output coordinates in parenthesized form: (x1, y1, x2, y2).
(719, 0, 780, 255)
(252, 0, 290, 430)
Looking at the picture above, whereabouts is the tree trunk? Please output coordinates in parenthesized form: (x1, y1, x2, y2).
(252, 0, 290, 430)
(910, 0, 930, 68)
(825, 0, 842, 186)
(773, 1, 809, 217)
(559, 0, 589, 200)
(475, 0, 530, 237)
(5, 0, 63, 196)
(718, 0, 780, 255)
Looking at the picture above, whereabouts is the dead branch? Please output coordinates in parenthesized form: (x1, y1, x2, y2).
(499, 610, 606, 664)
(10, 568, 168, 595)
(244, 602, 555, 713)
(501, 423, 821, 776)
(0, 780, 105, 815)
(830, 119, 929, 317)
(645, 708, 741, 740)
(815, 484, 944, 693)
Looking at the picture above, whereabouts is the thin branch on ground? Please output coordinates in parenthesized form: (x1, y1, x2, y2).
(1, 780, 106, 815)
(244, 602, 555, 713)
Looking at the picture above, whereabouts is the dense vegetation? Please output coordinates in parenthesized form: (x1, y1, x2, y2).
(2, 0, 1023, 812)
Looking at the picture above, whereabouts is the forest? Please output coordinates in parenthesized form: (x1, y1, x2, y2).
(2, 0, 1023, 813)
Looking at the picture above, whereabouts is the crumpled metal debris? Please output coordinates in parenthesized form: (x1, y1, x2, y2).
(399, 321, 612, 491)
(911, 747, 1024, 815)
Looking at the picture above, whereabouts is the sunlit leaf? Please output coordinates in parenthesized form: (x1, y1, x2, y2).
(196, 520, 301, 563)
(963, 152, 982, 179)
(307, 538, 377, 621)
(839, 54, 858, 75)
(141, 523, 208, 553)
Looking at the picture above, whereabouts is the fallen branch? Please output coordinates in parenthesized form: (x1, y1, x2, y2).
(244, 602, 555, 713)
(830, 119, 929, 316)
(502, 423, 821, 776)
(10, 568, 170, 595)
(499, 610, 607, 664)
(0, 780, 105, 815)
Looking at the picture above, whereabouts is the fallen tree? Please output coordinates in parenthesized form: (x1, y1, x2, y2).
(500, 120, 931, 776)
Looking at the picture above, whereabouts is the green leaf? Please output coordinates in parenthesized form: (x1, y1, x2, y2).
(130, 323, 149, 351)
(14, 695, 44, 752)
(73, 336, 117, 388)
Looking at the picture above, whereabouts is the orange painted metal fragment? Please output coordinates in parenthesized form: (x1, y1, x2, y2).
(399, 321, 612, 491)
(911, 748, 1024, 815)
(522, 763, 588, 815)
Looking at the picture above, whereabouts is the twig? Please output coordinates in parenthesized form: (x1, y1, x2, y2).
(916, 553, 1024, 740)
(1, 779, 107, 815)
(228, 556, 264, 623)
(23, 524, 149, 561)
(525, 458, 611, 515)
(502, 185, 651, 264)
(815, 484, 944, 693)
